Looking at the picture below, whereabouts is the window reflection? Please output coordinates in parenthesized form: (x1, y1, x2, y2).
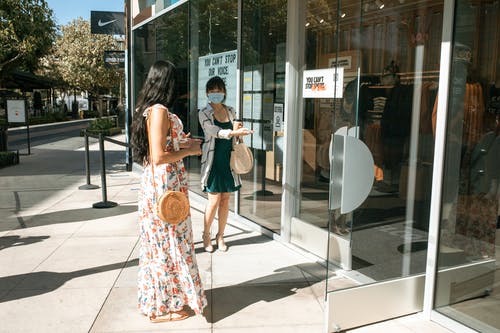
(435, 1, 499, 330)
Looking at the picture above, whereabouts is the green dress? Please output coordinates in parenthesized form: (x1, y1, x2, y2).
(204, 119, 241, 193)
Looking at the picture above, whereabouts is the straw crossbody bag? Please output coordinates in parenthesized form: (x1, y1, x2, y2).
(147, 113, 190, 225)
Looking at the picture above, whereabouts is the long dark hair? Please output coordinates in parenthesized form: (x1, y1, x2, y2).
(131, 60, 177, 164)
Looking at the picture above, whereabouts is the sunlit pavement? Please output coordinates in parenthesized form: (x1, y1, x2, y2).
(0, 132, 453, 333)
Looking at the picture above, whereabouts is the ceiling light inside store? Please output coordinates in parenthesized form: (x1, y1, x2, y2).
(305, 22, 310, 27)
(375, 0, 385, 9)
(340, 12, 346, 18)
(319, 18, 325, 23)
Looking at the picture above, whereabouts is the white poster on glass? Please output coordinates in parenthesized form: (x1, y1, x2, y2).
(252, 65, 263, 91)
(243, 67, 253, 91)
(252, 93, 262, 120)
(197, 50, 238, 109)
(302, 67, 344, 98)
(242, 94, 253, 119)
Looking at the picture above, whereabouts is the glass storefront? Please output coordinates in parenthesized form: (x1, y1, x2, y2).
(131, 0, 500, 331)
(434, 0, 500, 331)
(133, 0, 285, 233)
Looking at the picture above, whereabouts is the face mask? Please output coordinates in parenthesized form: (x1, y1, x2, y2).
(208, 92, 224, 104)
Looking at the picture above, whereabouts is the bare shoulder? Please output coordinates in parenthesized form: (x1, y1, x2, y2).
(150, 103, 168, 113)
(148, 104, 169, 119)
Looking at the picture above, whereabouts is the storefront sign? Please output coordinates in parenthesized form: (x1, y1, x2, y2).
(197, 50, 238, 110)
(90, 11, 125, 35)
(7, 99, 26, 123)
(302, 68, 344, 98)
(104, 51, 125, 68)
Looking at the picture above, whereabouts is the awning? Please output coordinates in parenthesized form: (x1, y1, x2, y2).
(0, 70, 62, 91)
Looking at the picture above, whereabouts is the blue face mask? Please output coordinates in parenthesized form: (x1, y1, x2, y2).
(207, 92, 225, 104)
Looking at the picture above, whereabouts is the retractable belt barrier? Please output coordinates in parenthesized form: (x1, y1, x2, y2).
(79, 129, 130, 209)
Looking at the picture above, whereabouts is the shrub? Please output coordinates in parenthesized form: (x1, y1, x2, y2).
(0, 151, 19, 168)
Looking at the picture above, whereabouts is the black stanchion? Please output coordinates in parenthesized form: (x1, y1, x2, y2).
(93, 133, 118, 209)
(79, 130, 100, 190)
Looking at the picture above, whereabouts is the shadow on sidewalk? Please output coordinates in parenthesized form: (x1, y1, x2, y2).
(0, 259, 139, 303)
(0, 235, 50, 251)
(0, 149, 126, 177)
(6, 205, 137, 232)
(205, 263, 325, 323)
(193, 233, 272, 254)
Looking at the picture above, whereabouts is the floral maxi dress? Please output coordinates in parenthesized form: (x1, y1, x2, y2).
(138, 110, 207, 317)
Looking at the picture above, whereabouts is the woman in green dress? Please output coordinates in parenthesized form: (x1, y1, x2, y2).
(198, 76, 253, 252)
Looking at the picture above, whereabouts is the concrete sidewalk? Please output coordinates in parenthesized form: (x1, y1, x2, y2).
(0, 132, 454, 333)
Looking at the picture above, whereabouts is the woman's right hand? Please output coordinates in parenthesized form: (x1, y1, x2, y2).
(232, 127, 254, 137)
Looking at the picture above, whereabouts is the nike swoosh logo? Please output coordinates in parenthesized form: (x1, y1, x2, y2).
(98, 19, 117, 27)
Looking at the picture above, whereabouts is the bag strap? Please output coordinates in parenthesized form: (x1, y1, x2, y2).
(146, 107, 181, 201)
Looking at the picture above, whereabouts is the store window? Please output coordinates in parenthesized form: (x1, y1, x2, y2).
(300, 0, 444, 283)
(239, 0, 287, 233)
(186, 0, 238, 200)
(434, 0, 499, 331)
(132, 1, 238, 203)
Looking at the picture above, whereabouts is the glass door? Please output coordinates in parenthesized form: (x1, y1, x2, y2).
(294, 0, 446, 330)
(433, 0, 500, 331)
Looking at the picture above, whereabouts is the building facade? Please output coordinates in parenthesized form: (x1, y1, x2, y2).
(130, 0, 500, 332)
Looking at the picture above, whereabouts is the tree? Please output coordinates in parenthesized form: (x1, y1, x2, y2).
(42, 18, 123, 96)
(0, 0, 56, 76)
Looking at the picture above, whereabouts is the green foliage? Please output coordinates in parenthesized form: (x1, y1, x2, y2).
(89, 117, 117, 131)
(0, 151, 19, 168)
(0, 0, 56, 75)
(82, 117, 121, 136)
(40, 18, 123, 95)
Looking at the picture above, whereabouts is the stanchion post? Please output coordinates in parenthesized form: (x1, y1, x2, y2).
(79, 130, 99, 190)
(93, 133, 118, 208)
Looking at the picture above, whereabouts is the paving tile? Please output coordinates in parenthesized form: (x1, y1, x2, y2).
(14, 237, 137, 289)
(90, 287, 211, 332)
(0, 234, 67, 280)
(0, 287, 109, 333)
(209, 284, 323, 328)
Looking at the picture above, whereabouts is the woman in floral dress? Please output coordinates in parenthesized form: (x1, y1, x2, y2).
(131, 60, 206, 322)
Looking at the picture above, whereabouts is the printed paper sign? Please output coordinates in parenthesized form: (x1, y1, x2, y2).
(302, 68, 344, 98)
(273, 103, 284, 132)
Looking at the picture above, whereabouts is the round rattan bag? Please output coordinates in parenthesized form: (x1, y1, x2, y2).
(156, 190, 190, 225)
